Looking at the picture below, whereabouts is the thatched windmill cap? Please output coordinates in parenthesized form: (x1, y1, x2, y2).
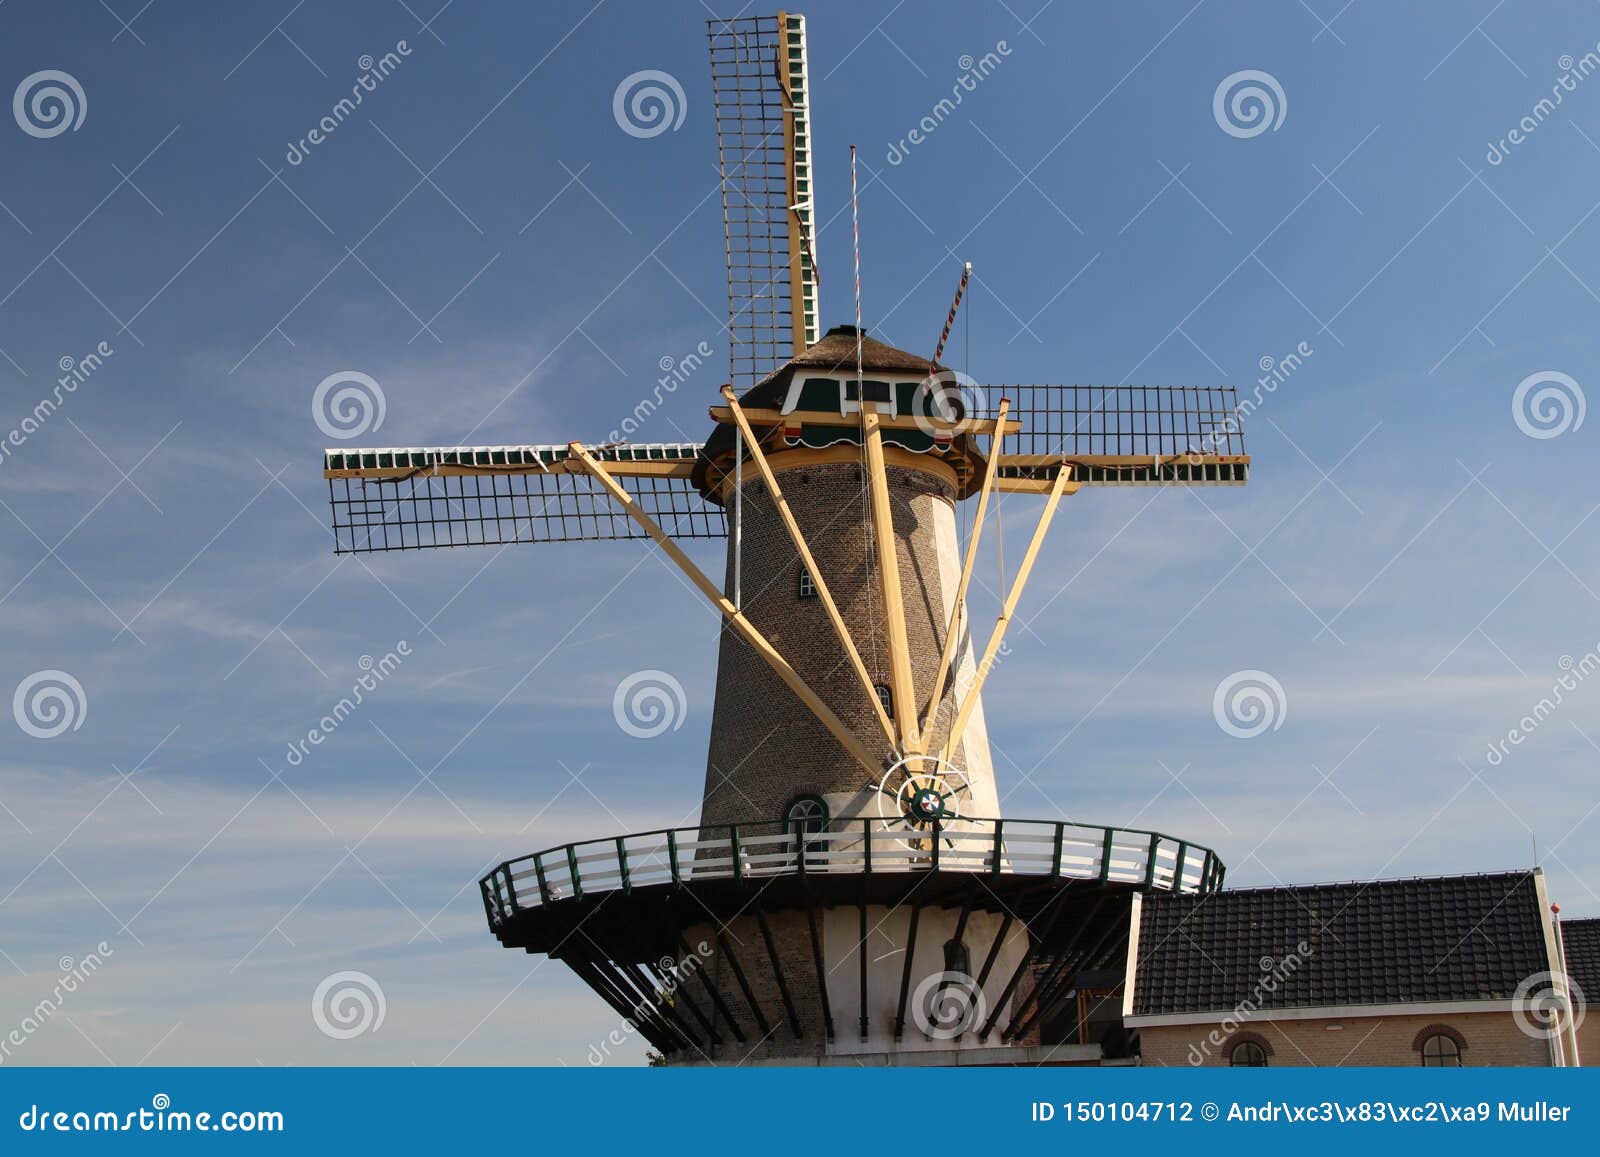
(693, 325, 968, 501)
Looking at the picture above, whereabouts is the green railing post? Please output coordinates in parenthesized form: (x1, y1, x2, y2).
(1173, 841, 1188, 891)
(730, 824, 743, 883)
(667, 829, 681, 887)
(862, 819, 871, 874)
(990, 819, 1004, 875)
(1142, 833, 1159, 888)
(501, 864, 519, 914)
(616, 837, 631, 894)
(1099, 828, 1115, 882)
(1051, 823, 1064, 878)
(533, 854, 551, 906)
(567, 844, 583, 900)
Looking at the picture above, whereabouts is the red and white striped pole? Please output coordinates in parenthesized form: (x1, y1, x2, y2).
(851, 144, 864, 396)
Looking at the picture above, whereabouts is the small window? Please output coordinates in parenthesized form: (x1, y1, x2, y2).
(1420, 1033, 1463, 1067)
(1229, 1041, 1269, 1067)
(874, 683, 894, 720)
(797, 568, 817, 599)
(783, 795, 829, 836)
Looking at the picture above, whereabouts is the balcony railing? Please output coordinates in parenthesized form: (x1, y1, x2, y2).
(479, 818, 1223, 928)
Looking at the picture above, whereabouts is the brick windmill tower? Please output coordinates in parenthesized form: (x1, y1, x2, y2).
(323, 11, 1249, 1064)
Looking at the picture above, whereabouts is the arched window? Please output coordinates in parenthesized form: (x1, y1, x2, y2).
(797, 568, 817, 599)
(1414, 1026, 1465, 1067)
(783, 795, 829, 836)
(874, 683, 894, 720)
(1228, 1038, 1270, 1067)
(1229, 1041, 1268, 1067)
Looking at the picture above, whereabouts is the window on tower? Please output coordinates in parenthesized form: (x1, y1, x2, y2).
(797, 568, 817, 599)
(874, 683, 894, 719)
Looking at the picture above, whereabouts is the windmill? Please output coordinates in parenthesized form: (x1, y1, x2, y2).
(322, 11, 1248, 1064)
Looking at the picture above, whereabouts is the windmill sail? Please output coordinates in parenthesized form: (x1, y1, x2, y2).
(708, 11, 820, 389)
(981, 384, 1249, 489)
(324, 443, 724, 553)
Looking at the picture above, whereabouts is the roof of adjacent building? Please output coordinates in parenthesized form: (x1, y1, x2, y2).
(1562, 917, 1600, 1007)
(1131, 870, 1551, 1017)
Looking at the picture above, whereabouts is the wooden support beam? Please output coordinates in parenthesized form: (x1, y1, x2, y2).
(858, 897, 870, 1040)
(709, 404, 1021, 437)
(893, 900, 922, 1040)
(756, 907, 804, 1038)
(714, 926, 772, 1040)
(681, 936, 747, 1045)
(858, 405, 921, 754)
(568, 442, 885, 780)
(918, 399, 1010, 750)
(941, 462, 1075, 764)
(805, 900, 834, 1040)
(722, 388, 895, 746)
(979, 892, 1072, 1040)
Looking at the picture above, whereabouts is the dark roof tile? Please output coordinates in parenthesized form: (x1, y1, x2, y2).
(1132, 871, 1550, 1016)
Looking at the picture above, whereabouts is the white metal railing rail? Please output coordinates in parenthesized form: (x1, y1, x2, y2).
(480, 817, 1223, 928)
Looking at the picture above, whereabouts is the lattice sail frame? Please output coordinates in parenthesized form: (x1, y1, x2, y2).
(708, 11, 820, 390)
(324, 444, 723, 553)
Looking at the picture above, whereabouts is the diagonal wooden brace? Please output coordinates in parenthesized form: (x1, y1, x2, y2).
(940, 461, 1076, 764)
(917, 398, 1010, 751)
(721, 387, 896, 746)
(568, 442, 885, 780)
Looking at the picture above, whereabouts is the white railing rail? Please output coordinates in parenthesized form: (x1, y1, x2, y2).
(481, 817, 1222, 927)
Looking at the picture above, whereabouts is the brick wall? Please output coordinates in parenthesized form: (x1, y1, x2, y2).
(700, 459, 993, 827)
(1139, 1010, 1553, 1067)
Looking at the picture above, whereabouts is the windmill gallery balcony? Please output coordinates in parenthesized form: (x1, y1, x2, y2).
(480, 818, 1223, 943)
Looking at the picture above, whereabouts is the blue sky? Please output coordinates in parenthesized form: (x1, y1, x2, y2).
(1, 0, 1598, 1066)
